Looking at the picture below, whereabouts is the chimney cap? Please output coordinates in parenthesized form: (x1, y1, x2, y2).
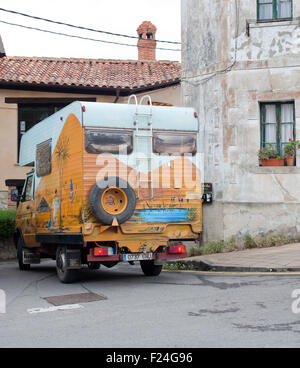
(137, 21, 157, 36)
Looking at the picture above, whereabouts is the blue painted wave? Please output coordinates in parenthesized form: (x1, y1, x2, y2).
(135, 208, 190, 223)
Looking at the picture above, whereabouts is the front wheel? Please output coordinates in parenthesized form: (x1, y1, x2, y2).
(140, 260, 162, 277)
(17, 238, 30, 271)
(56, 247, 79, 284)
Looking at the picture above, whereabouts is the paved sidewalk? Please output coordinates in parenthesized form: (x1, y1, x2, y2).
(177, 243, 300, 272)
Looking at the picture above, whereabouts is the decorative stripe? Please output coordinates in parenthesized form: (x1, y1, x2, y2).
(135, 208, 190, 223)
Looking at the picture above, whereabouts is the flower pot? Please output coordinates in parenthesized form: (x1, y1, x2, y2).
(285, 156, 295, 166)
(261, 158, 285, 167)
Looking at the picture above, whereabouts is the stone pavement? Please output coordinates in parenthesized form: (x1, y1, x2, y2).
(177, 243, 300, 272)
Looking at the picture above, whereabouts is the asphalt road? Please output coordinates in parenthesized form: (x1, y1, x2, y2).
(1, 260, 300, 348)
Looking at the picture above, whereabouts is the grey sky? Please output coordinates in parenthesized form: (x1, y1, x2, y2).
(0, 0, 181, 61)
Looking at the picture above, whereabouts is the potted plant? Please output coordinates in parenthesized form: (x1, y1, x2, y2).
(284, 139, 300, 166)
(258, 144, 284, 166)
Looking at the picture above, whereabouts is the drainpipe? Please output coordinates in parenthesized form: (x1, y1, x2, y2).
(114, 88, 120, 103)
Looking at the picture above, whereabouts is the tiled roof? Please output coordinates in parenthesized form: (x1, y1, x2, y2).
(0, 56, 181, 92)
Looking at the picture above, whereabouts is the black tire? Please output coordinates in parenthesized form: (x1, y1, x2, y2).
(140, 260, 162, 277)
(17, 238, 30, 271)
(89, 177, 136, 225)
(87, 262, 101, 270)
(56, 247, 79, 284)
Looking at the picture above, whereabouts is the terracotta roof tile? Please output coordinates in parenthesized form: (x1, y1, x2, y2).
(0, 56, 181, 91)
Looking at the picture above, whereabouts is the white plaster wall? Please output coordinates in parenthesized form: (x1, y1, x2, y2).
(236, 23, 300, 61)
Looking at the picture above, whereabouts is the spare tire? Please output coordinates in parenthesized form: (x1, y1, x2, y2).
(89, 177, 136, 225)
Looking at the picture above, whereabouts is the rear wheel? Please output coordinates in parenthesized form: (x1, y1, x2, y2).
(56, 246, 79, 284)
(17, 238, 30, 271)
(140, 260, 162, 277)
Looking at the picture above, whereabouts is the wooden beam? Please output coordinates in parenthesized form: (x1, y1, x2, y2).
(5, 97, 97, 104)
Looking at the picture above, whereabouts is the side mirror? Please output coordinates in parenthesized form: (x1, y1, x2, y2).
(10, 189, 19, 202)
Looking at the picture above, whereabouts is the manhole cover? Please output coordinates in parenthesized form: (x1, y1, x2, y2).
(44, 293, 107, 306)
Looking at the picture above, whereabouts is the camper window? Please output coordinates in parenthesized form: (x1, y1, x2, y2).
(153, 132, 197, 156)
(85, 129, 133, 155)
(23, 175, 34, 202)
(36, 139, 52, 177)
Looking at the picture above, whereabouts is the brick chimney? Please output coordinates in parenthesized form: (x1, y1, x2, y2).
(137, 21, 157, 61)
(0, 35, 6, 58)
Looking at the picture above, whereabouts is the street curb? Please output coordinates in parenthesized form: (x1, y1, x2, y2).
(168, 258, 300, 273)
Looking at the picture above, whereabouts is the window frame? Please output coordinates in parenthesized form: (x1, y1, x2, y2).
(21, 173, 34, 202)
(17, 103, 66, 162)
(257, 0, 293, 22)
(260, 101, 296, 157)
(85, 128, 134, 155)
(152, 130, 198, 157)
(36, 139, 52, 178)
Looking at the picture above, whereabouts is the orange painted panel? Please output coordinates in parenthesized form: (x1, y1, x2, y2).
(82, 130, 202, 246)
(34, 114, 84, 234)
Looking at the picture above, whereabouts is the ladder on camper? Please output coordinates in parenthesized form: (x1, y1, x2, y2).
(128, 94, 154, 200)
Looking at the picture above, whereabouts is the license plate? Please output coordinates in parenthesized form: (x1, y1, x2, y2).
(123, 253, 153, 262)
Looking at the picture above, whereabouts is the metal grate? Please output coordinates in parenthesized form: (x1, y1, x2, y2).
(44, 293, 107, 306)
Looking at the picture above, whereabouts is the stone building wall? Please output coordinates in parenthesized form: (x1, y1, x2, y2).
(0, 191, 7, 210)
(181, 0, 300, 243)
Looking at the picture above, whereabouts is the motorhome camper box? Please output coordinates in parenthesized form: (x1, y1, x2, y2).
(13, 98, 202, 283)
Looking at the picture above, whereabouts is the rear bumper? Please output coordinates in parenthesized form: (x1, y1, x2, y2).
(87, 249, 187, 263)
(155, 252, 187, 261)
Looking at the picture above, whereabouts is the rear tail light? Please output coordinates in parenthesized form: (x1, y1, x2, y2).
(94, 247, 114, 257)
(168, 245, 186, 254)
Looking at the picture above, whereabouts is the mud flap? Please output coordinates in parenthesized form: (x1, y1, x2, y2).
(23, 250, 40, 265)
(154, 260, 166, 266)
(65, 248, 82, 270)
(154, 257, 167, 266)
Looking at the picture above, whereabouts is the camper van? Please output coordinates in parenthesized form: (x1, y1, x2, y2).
(13, 97, 203, 283)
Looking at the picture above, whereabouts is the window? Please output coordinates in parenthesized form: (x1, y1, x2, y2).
(85, 129, 133, 155)
(18, 103, 66, 158)
(261, 102, 295, 156)
(153, 132, 197, 156)
(23, 175, 34, 202)
(258, 0, 292, 21)
(36, 139, 52, 177)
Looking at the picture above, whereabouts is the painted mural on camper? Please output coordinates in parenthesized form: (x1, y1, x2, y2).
(16, 102, 202, 253)
(34, 113, 83, 234)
